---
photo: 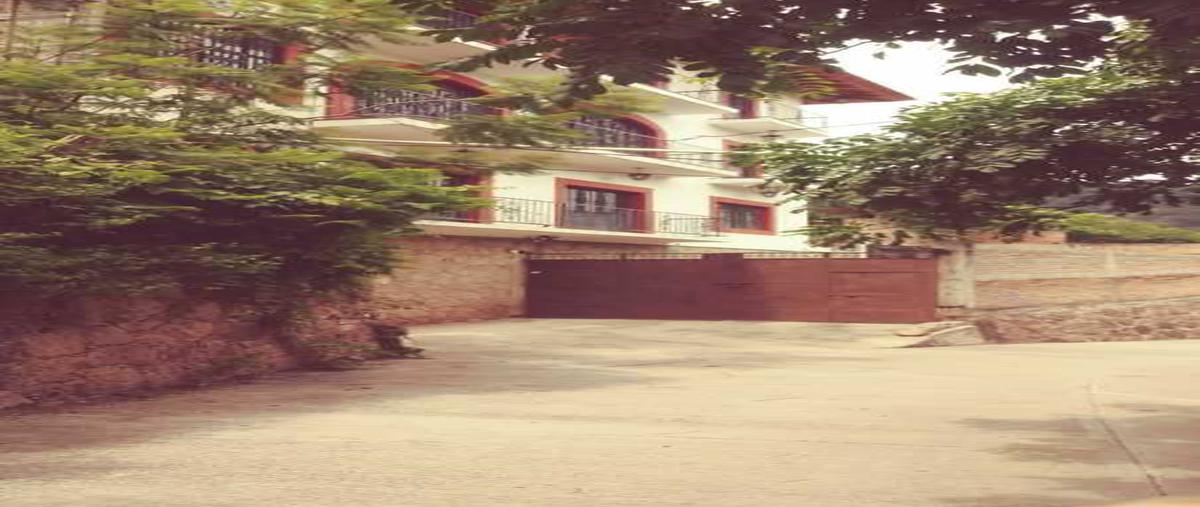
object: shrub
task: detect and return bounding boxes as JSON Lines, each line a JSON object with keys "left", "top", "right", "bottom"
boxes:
{"left": 1062, "top": 213, "right": 1200, "bottom": 243}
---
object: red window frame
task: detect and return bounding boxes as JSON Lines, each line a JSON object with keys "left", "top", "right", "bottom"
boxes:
{"left": 711, "top": 197, "right": 775, "bottom": 235}
{"left": 555, "top": 178, "right": 654, "bottom": 233}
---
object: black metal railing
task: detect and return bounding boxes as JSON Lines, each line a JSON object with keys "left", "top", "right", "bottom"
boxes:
{"left": 352, "top": 89, "right": 502, "bottom": 120}
{"left": 567, "top": 117, "right": 659, "bottom": 150}
{"left": 156, "top": 21, "right": 283, "bottom": 71}
{"left": 654, "top": 211, "right": 720, "bottom": 236}
{"left": 559, "top": 207, "right": 646, "bottom": 233}
{"left": 194, "top": 35, "right": 280, "bottom": 70}
{"left": 419, "top": 9, "right": 482, "bottom": 30}
{"left": 674, "top": 89, "right": 725, "bottom": 104}
{"left": 565, "top": 118, "right": 728, "bottom": 170}
{"left": 494, "top": 197, "right": 557, "bottom": 226}
{"left": 425, "top": 197, "right": 718, "bottom": 237}
{"left": 759, "top": 100, "right": 828, "bottom": 129}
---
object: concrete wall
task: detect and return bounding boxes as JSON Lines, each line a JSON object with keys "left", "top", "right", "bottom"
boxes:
{"left": 370, "top": 236, "right": 667, "bottom": 325}
{"left": 0, "top": 296, "right": 380, "bottom": 403}
{"left": 954, "top": 243, "right": 1200, "bottom": 343}
{"left": 972, "top": 243, "right": 1200, "bottom": 309}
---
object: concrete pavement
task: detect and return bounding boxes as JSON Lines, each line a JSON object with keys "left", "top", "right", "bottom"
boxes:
{"left": 2, "top": 319, "right": 1199, "bottom": 506}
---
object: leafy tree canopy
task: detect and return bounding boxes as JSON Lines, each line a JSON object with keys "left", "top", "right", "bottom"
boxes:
{"left": 398, "top": 0, "right": 1200, "bottom": 100}
{"left": 751, "top": 28, "right": 1200, "bottom": 247}
{"left": 0, "top": 0, "right": 483, "bottom": 306}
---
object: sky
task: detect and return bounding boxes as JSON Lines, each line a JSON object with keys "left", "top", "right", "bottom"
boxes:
{"left": 804, "top": 42, "right": 1017, "bottom": 137}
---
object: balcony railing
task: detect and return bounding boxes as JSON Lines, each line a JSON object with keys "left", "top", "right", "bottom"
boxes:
{"left": 754, "top": 100, "right": 829, "bottom": 129}
{"left": 427, "top": 197, "right": 718, "bottom": 237}
{"left": 352, "top": 89, "right": 502, "bottom": 120}
{"left": 342, "top": 91, "right": 731, "bottom": 171}
{"left": 564, "top": 118, "right": 727, "bottom": 170}
{"left": 674, "top": 89, "right": 726, "bottom": 105}
{"left": 678, "top": 91, "right": 831, "bottom": 130}
{"left": 419, "top": 9, "right": 481, "bottom": 30}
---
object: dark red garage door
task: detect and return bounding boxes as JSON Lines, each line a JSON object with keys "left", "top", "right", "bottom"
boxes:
{"left": 526, "top": 252, "right": 938, "bottom": 324}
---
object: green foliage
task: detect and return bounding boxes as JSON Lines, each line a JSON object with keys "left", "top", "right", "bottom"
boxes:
{"left": 397, "top": 0, "right": 1199, "bottom": 100}
{"left": 1061, "top": 214, "right": 1200, "bottom": 244}
{"left": 796, "top": 219, "right": 912, "bottom": 249}
{"left": 0, "top": 0, "right": 478, "bottom": 307}
{"left": 755, "top": 27, "right": 1200, "bottom": 247}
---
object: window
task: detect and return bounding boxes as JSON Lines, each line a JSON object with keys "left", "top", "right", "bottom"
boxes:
{"left": 160, "top": 25, "right": 284, "bottom": 70}
{"left": 556, "top": 179, "right": 652, "bottom": 233}
{"left": 568, "top": 187, "right": 621, "bottom": 213}
{"left": 563, "top": 187, "right": 641, "bottom": 232}
{"left": 195, "top": 35, "right": 281, "bottom": 70}
{"left": 713, "top": 198, "right": 773, "bottom": 234}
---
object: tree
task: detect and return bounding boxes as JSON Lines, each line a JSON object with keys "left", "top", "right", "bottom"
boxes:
{"left": 398, "top": 0, "right": 1200, "bottom": 100}
{"left": 0, "top": 0, "right": 480, "bottom": 308}
{"left": 750, "top": 28, "right": 1200, "bottom": 247}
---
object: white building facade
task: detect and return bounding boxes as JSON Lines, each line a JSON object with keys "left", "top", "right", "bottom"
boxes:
{"left": 302, "top": 8, "right": 911, "bottom": 253}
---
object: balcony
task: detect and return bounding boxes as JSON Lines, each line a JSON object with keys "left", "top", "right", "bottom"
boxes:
{"left": 419, "top": 8, "right": 482, "bottom": 30}
{"left": 700, "top": 95, "right": 830, "bottom": 136}
{"left": 315, "top": 92, "right": 737, "bottom": 177}
{"left": 420, "top": 197, "right": 721, "bottom": 244}
{"left": 622, "top": 83, "right": 740, "bottom": 115}
{"left": 359, "top": 8, "right": 497, "bottom": 64}
{"left": 352, "top": 88, "right": 502, "bottom": 121}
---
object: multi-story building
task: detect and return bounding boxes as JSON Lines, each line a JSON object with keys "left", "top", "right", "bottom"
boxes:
{"left": 5, "top": 2, "right": 913, "bottom": 323}
{"left": 297, "top": 8, "right": 912, "bottom": 254}
{"left": 307, "top": 10, "right": 912, "bottom": 322}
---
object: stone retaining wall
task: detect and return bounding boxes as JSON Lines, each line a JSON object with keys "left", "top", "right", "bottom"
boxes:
{"left": 0, "top": 295, "right": 380, "bottom": 404}
{"left": 0, "top": 236, "right": 670, "bottom": 404}
{"left": 973, "top": 297, "right": 1200, "bottom": 344}
{"left": 970, "top": 243, "right": 1200, "bottom": 310}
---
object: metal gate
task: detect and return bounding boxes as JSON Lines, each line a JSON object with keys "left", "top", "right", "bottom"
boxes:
{"left": 526, "top": 252, "right": 938, "bottom": 324}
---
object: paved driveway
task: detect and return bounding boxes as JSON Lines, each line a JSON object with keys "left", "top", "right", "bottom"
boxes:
{"left": 2, "top": 319, "right": 1200, "bottom": 506}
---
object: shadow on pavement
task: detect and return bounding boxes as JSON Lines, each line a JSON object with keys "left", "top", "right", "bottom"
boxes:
{"left": 0, "top": 319, "right": 879, "bottom": 455}
{"left": 942, "top": 403, "right": 1200, "bottom": 506}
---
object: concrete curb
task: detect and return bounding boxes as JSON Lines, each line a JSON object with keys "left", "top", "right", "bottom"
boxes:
{"left": 895, "top": 321, "right": 988, "bottom": 348}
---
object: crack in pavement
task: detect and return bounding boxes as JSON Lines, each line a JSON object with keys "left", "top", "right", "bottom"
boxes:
{"left": 1087, "top": 379, "right": 1169, "bottom": 497}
